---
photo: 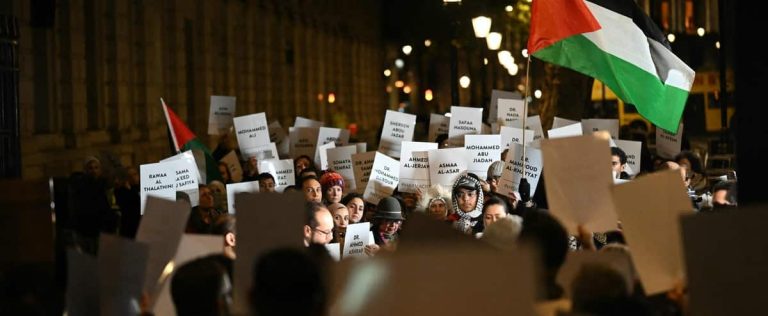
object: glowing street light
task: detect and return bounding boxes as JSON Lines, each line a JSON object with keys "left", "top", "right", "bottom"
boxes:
{"left": 403, "top": 85, "right": 412, "bottom": 94}
{"left": 459, "top": 76, "right": 471, "bottom": 88}
{"left": 486, "top": 32, "right": 502, "bottom": 50}
{"left": 498, "top": 50, "right": 514, "bottom": 67}
{"left": 507, "top": 63, "right": 519, "bottom": 76}
{"left": 402, "top": 45, "right": 413, "bottom": 55}
{"left": 667, "top": 33, "right": 676, "bottom": 43}
{"left": 471, "top": 16, "right": 492, "bottom": 38}
{"left": 395, "top": 58, "right": 404, "bottom": 68}
{"left": 328, "top": 93, "right": 336, "bottom": 104}
{"left": 534, "top": 89, "right": 542, "bottom": 99}
{"left": 697, "top": 27, "right": 706, "bottom": 37}
{"left": 521, "top": 48, "right": 529, "bottom": 58}
{"left": 383, "top": 69, "right": 391, "bottom": 77}
{"left": 505, "top": 5, "right": 514, "bottom": 12}
{"left": 424, "top": 39, "right": 432, "bottom": 47}
{"left": 425, "top": 89, "right": 434, "bottom": 101}
{"left": 395, "top": 80, "right": 405, "bottom": 88}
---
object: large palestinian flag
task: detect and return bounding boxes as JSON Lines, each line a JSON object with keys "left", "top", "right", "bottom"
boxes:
{"left": 161, "top": 98, "right": 222, "bottom": 183}
{"left": 528, "top": 0, "right": 695, "bottom": 133}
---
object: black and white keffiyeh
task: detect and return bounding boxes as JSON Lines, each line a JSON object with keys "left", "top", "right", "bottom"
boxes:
{"left": 451, "top": 174, "right": 484, "bottom": 234}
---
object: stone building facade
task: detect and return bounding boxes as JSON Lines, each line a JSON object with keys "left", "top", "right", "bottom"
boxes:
{"left": 15, "top": 0, "right": 384, "bottom": 179}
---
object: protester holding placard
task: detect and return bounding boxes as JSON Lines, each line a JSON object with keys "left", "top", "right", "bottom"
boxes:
{"left": 327, "top": 203, "right": 349, "bottom": 243}
{"left": 187, "top": 185, "right": 224, "bottom": 234}
{"left": 372, "top": 197, "right": 405, "bottom": 249}
{"left": 294, "top": 155, "right": 314, "bottom": 180}
{"left": 611, "top": 147, "right": 631, "bottom": 180}
{"left": 448, "top": 174, "right": 485, "bottom": 234}
{"left": 486, "top": 161, "right": 505, "bottom": 193}
{"left": 257, "top": 173, "right": 276, "bottom": 193}
{"left": 300, "top": 176, "right": 323, "bottom": 203}
{"left": 319, "top": 171, "right": 345, "bottom": 204}
{"left": 417, "top": 185, "right": 452, "bottom": 221}
{"left": 342, "top": 193, "right": 366, "bottom": 224}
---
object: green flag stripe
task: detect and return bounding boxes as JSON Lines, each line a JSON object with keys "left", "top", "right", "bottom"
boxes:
{"left": 533, "top": 34, "right": 689, "bottom": 132}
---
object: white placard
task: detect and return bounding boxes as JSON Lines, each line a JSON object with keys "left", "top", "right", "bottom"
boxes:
{"left": 552, "top": 117, "right": 578, "bottom": 129}
{"left": 152, "top": 234, "right": 224, "bottom": 316}
{"left": 428, "top": 147, "right": 469, "bottom": 190}
{"left": 448, "top": 106, "right": 483, "bottom": 146}
{"left": 290, "top": 127, "right": 320, "bottom": 160}
{"left": 342, "top": 222, "right": 372, "bottom": 258}
{"left": 497, "top": 143, "right": 543, "bottom": 199}
{"left": 207, "top": 96, "right": 236, "bottom": 135}
{"left": 233, "top": 113, "right": 270, "bottom": 152}
{"left": 614, "top": 139, "right": 642, "bottom": 176}
{"left": 548, "top": 122, "right": 584, "bottom": 139}
{"left": 428, "top": 113, "right": 450, "bottom": 143}
{"left": 582, "top": 119, "right": 620, "bottom": 139}
{"left": 612, "top": 170, "right": 692, "bottom": 295}
{"left": 541, "top": 135, "right": 618, "bottom": 234}
{"left": 242, "top": 142, "right": 278, "bottom": 162}
{"left": 226, "top": 181, "right": 259, "bottom": 214}
{"left": 219, "top": 151, "right": 243, "bottom": 183}
{"left": 399, "top": 141, "right": 438, "bottom": 193}
{"left": 315, "top": 142, "right": 336, "bottom": 170}
{"left": 136, "top": 197, "right": 191, "bottom": 307}
{"left": 465, "top": 135, "right": 502, "bottom": 178}
{"left": 497, "top": 98, "right": 525, "bottom": 127}
{"left": 317, "top": 127, "right": 350, "bottom": 147}
{"left": 293, "top": 116, "right": 324, "bottom": 128}
{"left": 489, "top": 89, "right": 522, "bottom": 124}
{"left": 352, "top": 151, "right": 376, "bottom": 194}
{"left": 161, "top": 151, "right": 203, "bottom": 185}
{"left": 500, "top": 126, "right": 535, "bottom": 149}
{"left": 326, "top": 145, "right": 358, "bottom": 192}
{"left": 140, "top": 159, "right": 199, "bottom": 214}
{"left": 363, "top": 152, "right": 400, "bottom": 204}
{"left": 258, "top": 159, "right": 295, "bottom": 192}
{"left": 268, "top": 121, "right": 290, "bottom": 158}
{"left": 525, "top": 115, "right": 545, "bottom": 141}
{"left": 656, "top": 123, "right": 683, "bottom": 159}
{"left": 324, "top": 243, "right": 341, "bottom": 262}
{"left": 379, "top": 110, "right": 416, "bottom": 158}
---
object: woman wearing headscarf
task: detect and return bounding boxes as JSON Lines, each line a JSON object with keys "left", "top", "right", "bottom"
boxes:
{"left": 447, "top": 174, "right": 484, "bottom": 234}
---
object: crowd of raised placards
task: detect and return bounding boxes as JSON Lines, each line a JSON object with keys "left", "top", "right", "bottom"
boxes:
{"left": 44, "top": 97, "right": 753, "bottom": 316}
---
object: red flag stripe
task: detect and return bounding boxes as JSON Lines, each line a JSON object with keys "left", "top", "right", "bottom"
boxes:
{"left": 527, "top": 0, "right": 601, "bottom": 54}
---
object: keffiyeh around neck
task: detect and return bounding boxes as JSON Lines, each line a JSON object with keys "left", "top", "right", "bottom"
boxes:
{"left": 451, "top": 174, "right": 484, "bottom": 233}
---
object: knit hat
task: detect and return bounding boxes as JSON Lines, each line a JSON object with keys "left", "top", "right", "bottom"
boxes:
{"left": 374, "top": 197, "right": 405, "bottom": 221}
{"left": 319, "top": 171, "right": 344, "bottom": 192}
{"left": 487, "top": 161, "right": 505, "bottom": 180}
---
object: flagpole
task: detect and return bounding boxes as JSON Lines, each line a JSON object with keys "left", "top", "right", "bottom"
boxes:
{"left": 521, "top": 56, "right": 532, "bottom": 180}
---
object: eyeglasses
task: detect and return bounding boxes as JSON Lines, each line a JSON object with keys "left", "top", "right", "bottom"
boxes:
{"left": 312, "top": 227, "right": 333, "bottom": 237}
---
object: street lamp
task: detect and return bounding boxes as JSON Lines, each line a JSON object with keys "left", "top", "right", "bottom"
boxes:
{"left": 459, "top": 76, "right": 471, "bottom": 88}
{"left": 402, "top": 45, "right": 413, "bottom": 55}
{"left": 486, "top": 32, "right": 502, "bottom": 50}
{"left": 472, "top": 16, "right": 492, "bottom": 38}
{"left": 498, "top": 50, "right": 513, "bottom": 67}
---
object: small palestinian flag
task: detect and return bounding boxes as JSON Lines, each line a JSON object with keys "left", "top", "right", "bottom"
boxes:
{"left": 528, "top": 0, "right": 695, "bottom": 133}
{"left": 161, "top": 98, "right": 222, "bottom": 183}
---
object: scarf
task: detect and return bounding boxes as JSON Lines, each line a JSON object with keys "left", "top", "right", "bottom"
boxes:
{"left": 451, "top": 175, "right": 484, "bottom": 234}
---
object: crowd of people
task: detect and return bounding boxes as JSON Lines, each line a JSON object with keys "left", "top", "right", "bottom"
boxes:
{"left": 29, "top": 114, "right": 739, "bottom": 316}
